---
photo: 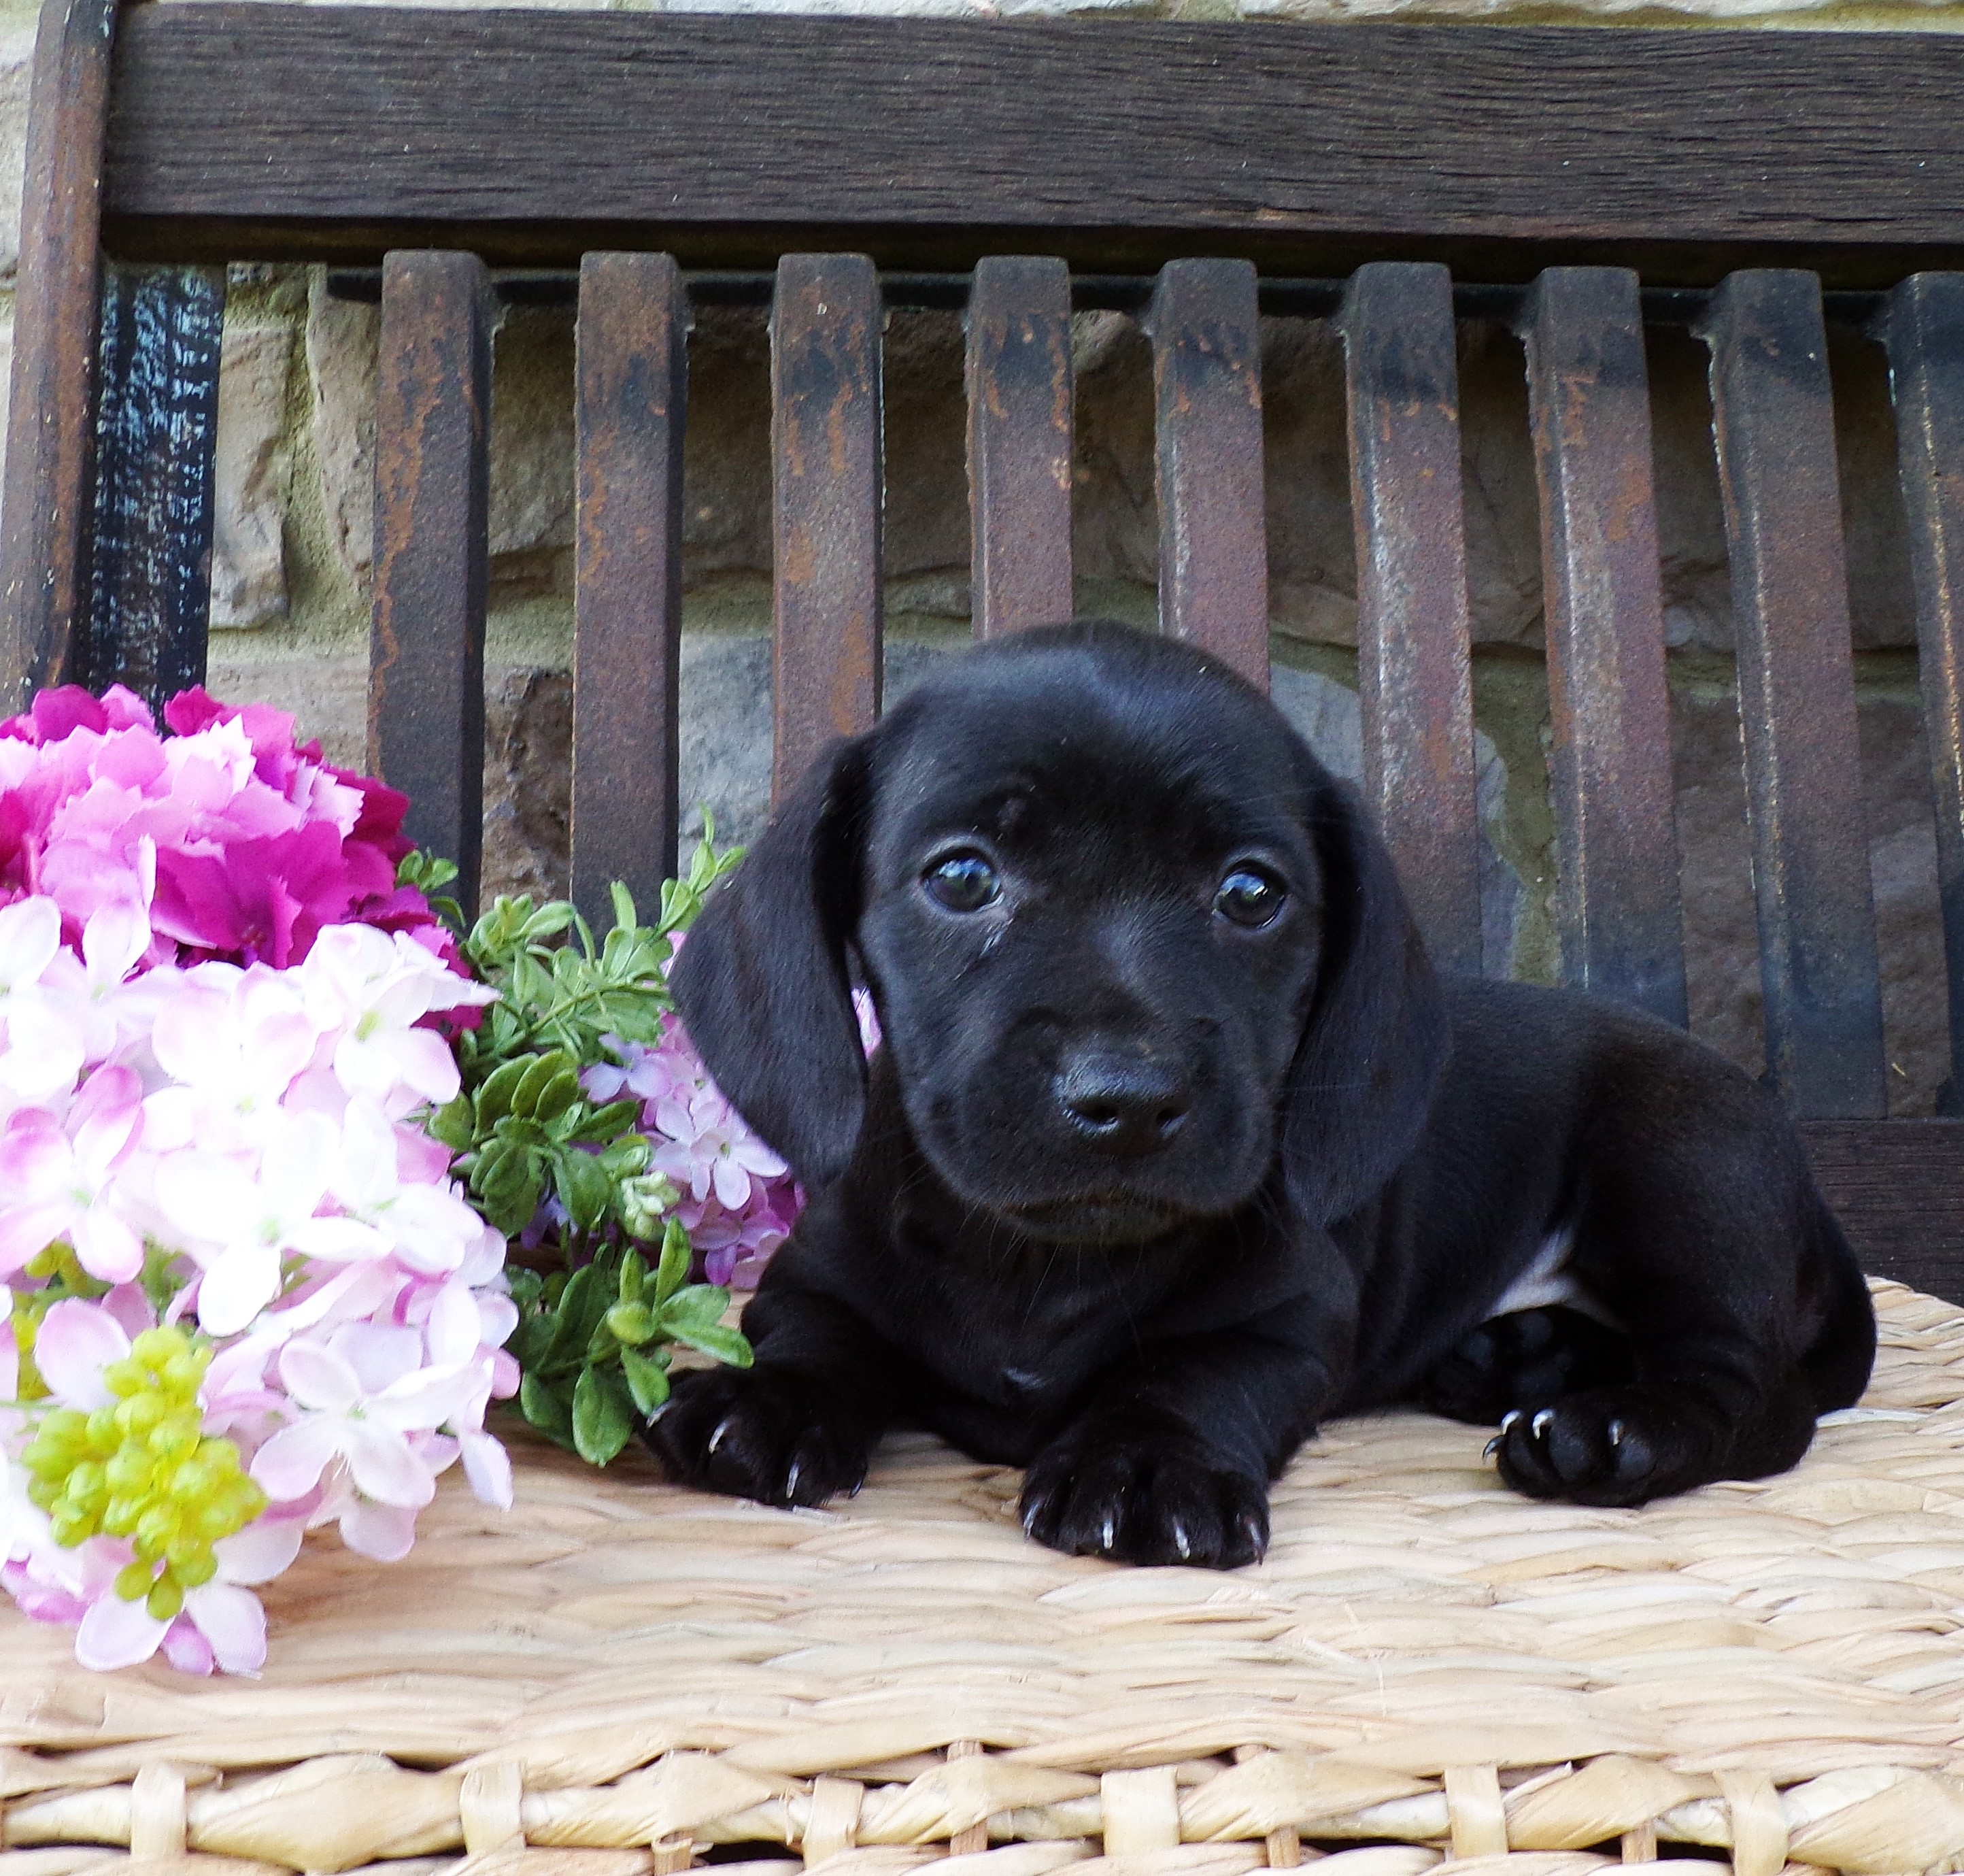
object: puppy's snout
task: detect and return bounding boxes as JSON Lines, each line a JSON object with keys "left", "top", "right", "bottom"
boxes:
{"left": 1054, "top": 1053, "right": 1191, "bottom": 1157}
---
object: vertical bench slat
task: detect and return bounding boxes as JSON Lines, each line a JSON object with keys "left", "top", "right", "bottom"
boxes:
{"left": 86, "top": 262, "right": 225, "bottom": 711}
{"left": 966, "top": 256, "right": 1074, "bottom": 641}
{"left": 1882, "top": 273, "right": 1964, "bottom": 1113}
{"left": 369, "top": 250, "right": 494, "bottom": 915}
{"left": 0, "top": 0, "right": 118, "bottom": 707}
{"left": 573, "top": 251, "right": 690, "bottom": 927}
{"left": 771, "top": 254, "right": 883, "bottom": 803}
{"left": 1337, "top": 261, "right": 1482, "bottom": 975}
{"left": 1696, "top": 269, "right": 1885, "bottom": 1118}
{"left": 1141, "top": 258, "right": 1269, "bottom": 691}
{"left": 1521, "top": 267, "right": 1688, "bottom": 1026}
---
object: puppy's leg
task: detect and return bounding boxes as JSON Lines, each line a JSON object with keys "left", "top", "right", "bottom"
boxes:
{"left": 1422, "top": 1306, "right": 1633, "bottom": 1425}
{"left": 1019, "top": 1329, "right": 1330, "bottom": 1569}
{"left": 645, "top": 1286, "right": 918, "bottom": 1509}
{"left": 1489, "top": 1087, "right": 1870, "bottom": 1509}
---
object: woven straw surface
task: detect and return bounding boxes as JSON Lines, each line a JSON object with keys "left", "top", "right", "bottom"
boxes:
{"left": 7, "top": 1281, "right": 1964, "bottom": 1876}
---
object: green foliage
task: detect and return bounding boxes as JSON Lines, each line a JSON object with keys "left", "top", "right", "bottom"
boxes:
{"left": 401, "top": 828, "right": 754, "bottom": 1465}
{"left": 504, "top": 1220, "right": 750, "bottom": 1466}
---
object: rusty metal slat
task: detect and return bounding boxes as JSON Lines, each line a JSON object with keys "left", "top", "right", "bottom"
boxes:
{"left": 1141, "top": 258, "right": 1268, "bottom": 690}
{"left": 1882, "top": 272, "right": 1964, "bottom": 1113}
{"left": 771, "top": 253, "right": 882, "bottom": 803}
{"left": 1337, "top": 261, "right": 1482, "bottom": 975}
{"left": 966, "top": 255, "right": 1074, "bottom": 641}
{"left": 86, "top": 262, "right": 226, "bottom": 711}
{"left": 0, "top": 0, "right": 118, "bottom": 707}
{"left": 1521, "top": 267, "right": 1687, "bottom": 1026}
{"left": 573, "top": 251, "right": 690, "bottom": 930}
{"left": 1696, "top": 269, "right": 1884, "bottom": 1119}
{"left": 370, "top": 250, "right": 494, "bottom": 916}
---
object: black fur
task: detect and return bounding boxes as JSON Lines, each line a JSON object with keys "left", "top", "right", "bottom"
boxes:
{"left": 654, "top": 622, "right": 1875, "bottom": 1565}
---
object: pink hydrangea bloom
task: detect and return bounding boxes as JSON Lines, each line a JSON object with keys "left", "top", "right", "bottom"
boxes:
{"left": 0, "top": 684, "right": 452, "bottom": 971}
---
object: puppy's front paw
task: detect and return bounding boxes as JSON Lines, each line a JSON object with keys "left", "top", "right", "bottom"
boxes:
{"left": 644, "top": 1366, "right": 872, "bottom": 1508}
{"left": 1490, "top": 1386, "right": 1712, "bottom": 1507}
{"left": 1019, "top": 1428, "right": 1268, "bottom": 1568}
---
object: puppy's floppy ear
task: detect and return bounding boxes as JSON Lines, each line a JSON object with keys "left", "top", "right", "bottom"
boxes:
{"left": 669, "top": 736, "right": 870, "bottom": 1189}
{"left": 1281, "top": 771, "right": 1450, "bottom": 1224}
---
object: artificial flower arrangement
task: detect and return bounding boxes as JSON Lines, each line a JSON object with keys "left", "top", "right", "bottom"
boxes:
{"left": 0, "top": 684, "right": 798, "bottom": 1675}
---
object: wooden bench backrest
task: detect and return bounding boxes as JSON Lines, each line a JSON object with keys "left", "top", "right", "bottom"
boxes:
{"left": 7, "top": 0, "right": 1964, "bottom": 1288}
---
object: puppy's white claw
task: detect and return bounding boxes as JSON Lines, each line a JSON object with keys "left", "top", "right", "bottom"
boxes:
{"left": 645, "top": 1399, "right": 675, "bottom": 1425}
{"left": 1499, "top": 1409, "right": 1522, "bottom": 1435}
{"left": 1170, "top": 1520, "right": 1192, "bottom": 1562}
{"left": 707, "top": 1415, "right": 736, "bottom": 1456}
{"left": 1607, "top": 1418, "right": 1626, "bottom": 1449}
{"left": 1530, "top": 1408, "right": 1556, "bottom": 1441}
{"left": 1021, "top": 1501, "right": 1042, "bottom": 1537}
{"left": 783, "top": 1458, "right": 803, "bottom": 1501}
{"left": 1238, "top": 1513, "right": 1267, "bottom": 1559}
{"left": 1483, "top": 1433, "right": 1503, "bottom": 1460}
{"left": 1099, "top": 1514, "right": 1117, "bottom": 1553}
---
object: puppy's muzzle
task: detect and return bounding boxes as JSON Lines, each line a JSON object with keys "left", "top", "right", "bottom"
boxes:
{"left": 1053, "top": 1051, "right": 1191, "bottom": 1160}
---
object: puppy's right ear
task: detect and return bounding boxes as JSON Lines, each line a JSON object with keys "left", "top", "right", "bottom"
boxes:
{"left": 669, "top": 737, "right": 870, "bottom": 1189}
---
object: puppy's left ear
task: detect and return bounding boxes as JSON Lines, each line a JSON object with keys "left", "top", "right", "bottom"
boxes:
{"left": 669, "top": 737, "right": 871, "bottom": 1189}
{"left": 1281, "top": 771, "right": 1451, "bottom": 1224}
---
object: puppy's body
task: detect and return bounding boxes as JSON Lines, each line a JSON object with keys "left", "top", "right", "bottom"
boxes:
{"left": 654, "top": 624, "right": 1874, "bottom": 1564}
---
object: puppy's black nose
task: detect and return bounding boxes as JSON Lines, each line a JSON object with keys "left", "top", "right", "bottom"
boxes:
{"left": 1055, "top": 1054, "right": 1190, "bottom": 1156}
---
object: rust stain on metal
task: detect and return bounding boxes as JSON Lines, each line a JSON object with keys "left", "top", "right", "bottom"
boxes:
{"left": 966, "top": 256, "right": 1074, "bottom": 641}
{"left": 1141, "top": 258, "right": 1268, "bottom": 692}
{"left": 1696, "top": 269, "right": 1883, "bottom": 1117}
{"left": 1520, "top": 267, "right": 1687, "bottom": 1027}
{"left": 1337, "top": 261, "right": 1480, "bottom": 975}
{"left": 772, "top": 254, "right": 881, "bottom": 804}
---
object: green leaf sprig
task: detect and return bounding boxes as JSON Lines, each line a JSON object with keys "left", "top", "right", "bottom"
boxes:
{"left": 403, "top": 828, "right": 753, "bottom": 1464}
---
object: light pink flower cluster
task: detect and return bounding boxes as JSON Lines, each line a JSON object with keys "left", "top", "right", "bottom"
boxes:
{"left": 0, "top": 684, "right": 452, "bottom": 971}
{"left": 584, "top": 1019, "right": 799, "bottom": 1289}
{"left": 583, "top": 990, "right": 879, "bottom": 1289}
{"left": 0, "top": 896, "right": 513, "bottom": 1675}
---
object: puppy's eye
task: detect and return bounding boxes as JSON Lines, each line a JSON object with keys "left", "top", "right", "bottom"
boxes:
{"left": 923, "top": 851, "right": 1001, "bottom": 913}
{"left": 1214, "top": 866, "right": 1286, "bottom": 929}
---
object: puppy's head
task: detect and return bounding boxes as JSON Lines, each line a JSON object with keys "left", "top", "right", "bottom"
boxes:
{"left": 671, "top": 622, "right": 1446, "bottom": 1241}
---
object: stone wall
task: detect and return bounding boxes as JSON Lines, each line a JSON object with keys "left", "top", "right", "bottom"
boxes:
{"left": 1, "top": 0, "right": 1959, "bottom": 1109}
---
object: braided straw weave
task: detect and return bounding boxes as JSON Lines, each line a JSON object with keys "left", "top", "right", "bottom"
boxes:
{"left": 10, "top": 1281, "right": 1964, "bottom": 1876}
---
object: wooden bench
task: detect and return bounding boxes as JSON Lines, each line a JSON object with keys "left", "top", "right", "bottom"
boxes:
{"left": 6, "top": 0, "right": 1963, "bottom": 1292}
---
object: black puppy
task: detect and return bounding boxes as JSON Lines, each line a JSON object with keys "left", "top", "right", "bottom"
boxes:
{"left": 652, "top": 621, "right": 1874, "bottom": 1567}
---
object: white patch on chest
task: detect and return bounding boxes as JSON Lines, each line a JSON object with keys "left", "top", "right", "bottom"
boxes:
{"left": 1487, "top": 1227, "right": 1622, "bottom": 1328}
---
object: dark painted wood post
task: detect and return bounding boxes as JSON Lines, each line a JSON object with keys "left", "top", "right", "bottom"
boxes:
{"left": 369, "top": 250, "right": 495, "bottom": 915}
{"left": 966, "top": 256, "right": 1074, "bottom": 641}
{"left": 1337, "top": 263, "right": 1483, "bottom": 977}
{"left": 0, "top": 0, "right": 119, "bottom": 709}
{"left": 1520, "top": 268, "right": 1687, "bottom": 1026}
{"left": 572, "top": 252, "right": 690, "bottom": 927}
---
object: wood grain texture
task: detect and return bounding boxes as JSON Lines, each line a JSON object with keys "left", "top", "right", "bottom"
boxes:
{"left": 86, "top": 263, "right": 225, "bottom": 711}
{"left": 573, "top": 253, "right": 689, "bottom": 928}
{"left": 1338, "top": 263, "right": 1482, "bottom": 977}
{"left": 771, "top": 255, "right": 882, "bottom": 805}
{"left": 101, "top": 10, "right": 1964, "bottom": 282}
{"left": 1802, "top": 1120, "right": 1964, "bottom": 1303}
{"left": 369, "top": 251, "right": 493, "bottom": 915}
{"left": 0, "top": 0, "right": 117, "bottom": 709}
{"left": 1521, "top": 269, "right": 1687, "bottom": 1028}
{"left": 1699, "top": 271, "right": 1885, "bottom": 1120}
{"left": 1882, "top": 273, "right": 1964, "bottom": 1116}
{"left": 966, "top": 257, "right": 1074, "bottom": 642}
{"left": 1142, "top": 260, "right": 1270, "bottom": 690}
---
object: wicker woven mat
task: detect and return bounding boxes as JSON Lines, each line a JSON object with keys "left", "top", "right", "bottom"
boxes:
{"left": 6, "top": 1281, "right": 1964, "bottom": 1876}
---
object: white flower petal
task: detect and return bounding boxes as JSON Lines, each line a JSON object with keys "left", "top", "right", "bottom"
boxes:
{"left": 75, "top": 1589, "right": 169, "bottom": 1671}
{"left": 277, "top": 1339, "right": 364, "bottom": 1415}
{"left": 460, "top": 1433, "right": 513, "bottom": 1510}
{"left": 338, "top": 1496, "right": 418, "bottom": 1562}
{"left": 213, "top": 1514, "right": 306, "bottom": 1587}
{"left": 193, "top": 1241, "right": 282, "bottom": 1337}
{"left": 181, "top": 1580, "right": 267, "bottom": 1674}
{"left": 341, "top": 1422, "right": 435, "bottom": 1509}
{"left": 250, "top": 1413, "right": 345, "bottom": 1503}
